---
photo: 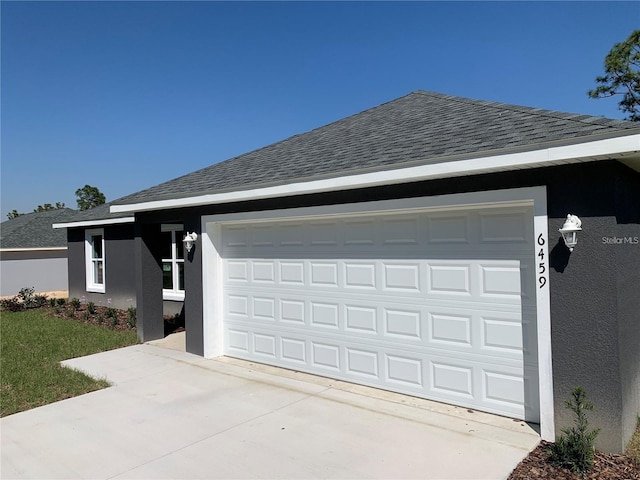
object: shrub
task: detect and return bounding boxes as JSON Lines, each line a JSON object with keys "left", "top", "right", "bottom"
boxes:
{"left": 548, "top": 386, "right": 600, "bottom": 475}
{"left": 70, "top": 298, "right": 81, "bottom": 310}
{"left": 66, "top": 308, "right": 75, "bottom": 318}
{"left": 17, "top": 287, "right": 36, "bottom": 307}
{"left": 109, "top": 315, "right": 118, "bottom": 327}
{"left": 82, "top": 311, "right": 90, "bottom": 320}
{"left": 87, "top": 302, "right": 96, "bottom": 314}
{"left": 96, "top": 314, "right": 104, "bottom": 324}
{"left": 106, "top": 307, "right": 117, "bottom": 320}
{"left": 126, "top": 307, "right": 136, "bottom": 329}
{"left": 32, "top": 294, "right": 48, "bottom": 308}
{"left": 56, "top": 298, "right": 66, "bottom": 306}
{"left": 48, "top": 298, "right": 57, "bottom": 307}
{"left": 53, "top": 306, "right": 61, "bottom": 315}
{"left": 0, "top": 296, "right": 24, "bottom": 312}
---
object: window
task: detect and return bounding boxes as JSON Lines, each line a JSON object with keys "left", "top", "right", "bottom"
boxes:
{"left": 85, "top": 228, "right": 105, "bottom": 293}
{"left": 161, "top": 225, "right": 185, "bottom": 300}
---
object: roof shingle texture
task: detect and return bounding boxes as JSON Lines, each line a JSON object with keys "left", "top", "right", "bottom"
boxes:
{"left": 110, "top": 91, "right": 638, "bottom": 206}
{"left": 56, "top": 202, "right": 131, "bottom": 224}
{"left": 0, "top": 209, "right": 76, "bottom": 249}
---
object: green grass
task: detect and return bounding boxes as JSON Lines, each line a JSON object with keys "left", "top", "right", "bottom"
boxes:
{"left": 0, "top": 309, "right": 138, "bottom": 417}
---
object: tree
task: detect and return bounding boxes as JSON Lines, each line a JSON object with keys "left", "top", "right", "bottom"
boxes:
{"left": 588, "top": 30, "right": 640, "bottom": 122}
{"left": 7, "top": 210, "right": 24, "bottom": 220}
{"left": 75, "top": 185, "right": 106, "bottom": 211}
{"left": 33, "top": 202, "right": 66, "bottom": 212}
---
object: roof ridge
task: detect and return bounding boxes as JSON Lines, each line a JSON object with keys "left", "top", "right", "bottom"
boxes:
{"left": 414, "top": 90, "right": 633, "bottom": 128}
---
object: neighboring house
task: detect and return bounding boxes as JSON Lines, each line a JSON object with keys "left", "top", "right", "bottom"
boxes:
{"left": 0, "top": 208, "right": 76, "bottom": 297}
{"left": 54, "top": 91, "right": 640, "bottom": 453}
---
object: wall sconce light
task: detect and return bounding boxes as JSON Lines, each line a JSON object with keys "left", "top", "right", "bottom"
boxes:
{"left": 559, "top": 214, "right": 582, "bottom": 252}
{"left": 183, "top": 232, "right": 198, "bottom": 253}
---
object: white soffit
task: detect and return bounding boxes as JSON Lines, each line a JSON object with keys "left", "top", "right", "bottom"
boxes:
{"left": 52, "top": 217, "right": 135, "bottom": 229}
{"left": 111, "top": 133, "right": 640, "bottom": 214}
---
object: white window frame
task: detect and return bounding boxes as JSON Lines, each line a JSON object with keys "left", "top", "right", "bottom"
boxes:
{"left": 162, "top": 224, "right": 185, "bottom": 301}
{"left": 85, "top": 228, "right": 105, "bottom": 293}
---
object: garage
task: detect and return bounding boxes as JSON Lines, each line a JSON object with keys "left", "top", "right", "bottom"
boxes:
{"left": 203, "top": 193, "right": 541, "bottom": 422}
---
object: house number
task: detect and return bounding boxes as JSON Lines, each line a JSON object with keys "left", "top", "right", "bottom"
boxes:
{"left": 537, "top": 233, "right": 547, "bottom": 288}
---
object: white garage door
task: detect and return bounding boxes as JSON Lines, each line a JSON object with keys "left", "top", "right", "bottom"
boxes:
{"left": 218, "top": 205, "right": 539, "bottom": 421}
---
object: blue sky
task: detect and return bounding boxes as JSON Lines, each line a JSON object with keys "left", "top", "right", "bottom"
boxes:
{"left": 2, "top": 1, "right": 638, "bottom": 218}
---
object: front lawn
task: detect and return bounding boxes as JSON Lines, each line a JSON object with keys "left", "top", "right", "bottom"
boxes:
{"left": 0, "top": 309, "right": 138, "bottom": 417}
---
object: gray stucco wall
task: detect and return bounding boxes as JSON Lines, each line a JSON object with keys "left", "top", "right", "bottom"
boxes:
{"left": 0, "top": 250, "right": 68, "bottom": 296}
{"left": 132, "top": 159, "right": 638, "bottom": 453}
{"left": 68, "top": 225, "right": 137, "bottom": 310}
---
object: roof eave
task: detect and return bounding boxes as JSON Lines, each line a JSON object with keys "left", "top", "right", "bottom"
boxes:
{"left": 111, "top": 133, "right": 640, "bottom": 215}
{"left": 0, "top": 247, "right": 68, "bottom": 252}
{"left": 52, "top": 216, "right": 135, "bottom": 229}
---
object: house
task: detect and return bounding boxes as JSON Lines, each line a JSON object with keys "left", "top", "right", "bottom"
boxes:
{"left": 0, "top": 208, "right": 76, "bottom": 297}
{"left": 54, "top": 91, "right": 640, "bottom": 453}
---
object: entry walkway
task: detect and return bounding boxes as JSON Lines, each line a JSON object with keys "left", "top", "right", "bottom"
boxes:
{"left": 1, "top": 344, "right": 539, "bottom": 479}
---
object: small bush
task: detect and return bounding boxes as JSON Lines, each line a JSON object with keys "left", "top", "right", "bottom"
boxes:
{"left": 32, "top": 294, "right": 48, "bottom": 308}
{"left": 548, "top": 386, "right": 600, "bottom": 475}
{"left": 56, "top": 298, "right": 66, "bottom": 306}
{"left": 70, "top": 298, "right": 81, "bottom": 310}
{"left": 0, "top": 297, "right": 24, "bottom": 312}
{"left": 17, "top": 287, "right": 36, "bottom": 307}
{"left": 106, "top": 307, "right": 117, "bottom": 319}
{"left": 109, "top": 315, "right": 118, "bottom": 327}
{"left": 96, "top": 315, "right": 104, "bottom": 324}
{"left": 87, "top": 302, "right": 96, "bottom": 314}
{"left": 82, "top": 311, "right": 90, "bottom": 321}
{"left": 66, "top": 308, "right": 75, "bottom": 318}
{"left": 48, "top": 298, "right": 56, "bottom": 307}
{"left": 53, "top": 306, "right": 61, "bottom": 315}
{"left": 126, "top": 307, "right": 137, "bottom": 329}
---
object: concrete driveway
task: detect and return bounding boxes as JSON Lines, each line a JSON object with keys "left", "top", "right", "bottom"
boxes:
{"left": 1, "top": 342, "right": 539, "bottom": 479}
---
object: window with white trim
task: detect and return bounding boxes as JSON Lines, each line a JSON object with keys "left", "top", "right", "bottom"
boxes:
{"left": 85, "top": 228, "right": 105, "bottom": 293}
{"left": 161, "top": 225, "right": 185, "bottom": 301}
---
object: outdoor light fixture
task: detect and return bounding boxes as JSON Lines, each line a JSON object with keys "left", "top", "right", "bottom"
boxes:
{"left": 559, "top": 214, "right": 582, "bottom": 252}
{"left": 183, "top": 232, "right": 198, "bottom": 253}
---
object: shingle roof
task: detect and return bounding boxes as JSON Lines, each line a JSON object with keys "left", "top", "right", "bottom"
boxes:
{"left": 113, "top": 91, "right": 638, "bottom": 207}
{"left": 0, "top": 209, "right": 77, "bottom": 249}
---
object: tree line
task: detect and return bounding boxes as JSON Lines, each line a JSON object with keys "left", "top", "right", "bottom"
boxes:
{"left": 6, "top": 185, "right": 106, "bottom": 220}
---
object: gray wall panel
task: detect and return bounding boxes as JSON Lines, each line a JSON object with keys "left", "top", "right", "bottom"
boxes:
{"left": 183, "top": 215, "right": 203, "bottom": 356}
{"left": 0, "top": 252, "right": 68, "bottom": 296}
{"left": 135, "top": 222, "right": 164, "bottom": 342}
{"left": 67, "top": 225, "right": 136, "bottom": 309}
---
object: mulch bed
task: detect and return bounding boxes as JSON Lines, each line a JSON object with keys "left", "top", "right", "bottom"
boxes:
{"left": 47, "top": 304, "right": 136, "bottom": 331}
{"left": 508, "top": 441, "right": 640, "bottom": 480}
{"left": 46, "top": 303, "right": 185, "bottom": 336}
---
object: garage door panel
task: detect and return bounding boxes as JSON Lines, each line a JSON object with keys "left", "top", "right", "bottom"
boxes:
{"left": 222, "top": 323, "right": 527, "bottom": 418}
{"left": 218, "top": 205, "right": 538, "bottom": 421}
{"left": 223, "top": 290, "right": 524, "bottom": 362}
{"left": 229, "top": 258, "right": 525, "bottom": 308}
{"left": 427, "top": 214, "right": 470, "bottom": 244}
{"left": 223, "top": 319, "right": 524, "bottom": 368}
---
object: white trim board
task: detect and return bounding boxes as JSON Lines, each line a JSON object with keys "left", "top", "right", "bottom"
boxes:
{"left": 200, "top": 186, "right": 554, "bottom": 442}
{"left": 115, "top": 134, "right": 639, "bottom": 214}
{"left": 0, "top": 247, "right": 68, "bottom": 253}
{"left": 53, "top": 217, "right": 135, "bottom": 229}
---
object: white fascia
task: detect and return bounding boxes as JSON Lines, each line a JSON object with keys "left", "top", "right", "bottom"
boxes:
{"left": 111, "top": 134, "right": 640, "bottom": 214}
{"left": 0, "top": 247, "right": 68, "bottom": 253}
{"left": 53, "top": 217, "right": 135, "bottom": 229}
